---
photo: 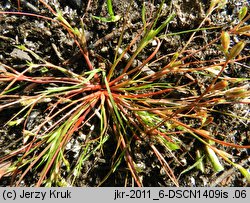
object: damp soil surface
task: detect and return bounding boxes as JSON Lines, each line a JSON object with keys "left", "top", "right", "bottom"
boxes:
{"left": 0, "top": 0, "right": 250, "bottom": 186}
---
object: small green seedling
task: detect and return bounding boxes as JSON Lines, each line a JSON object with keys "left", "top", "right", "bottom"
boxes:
{"left": 92, "top": 0, "right": 120, "bottom": 22}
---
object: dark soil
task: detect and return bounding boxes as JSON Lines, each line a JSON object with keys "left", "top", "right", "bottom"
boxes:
{"left": 0, "top": 0, "right": 250, "bottom": 186}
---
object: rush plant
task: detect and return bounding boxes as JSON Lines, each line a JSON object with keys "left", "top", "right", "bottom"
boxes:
{"left": 0, "top": 0, "right": 249, "bottom": 186}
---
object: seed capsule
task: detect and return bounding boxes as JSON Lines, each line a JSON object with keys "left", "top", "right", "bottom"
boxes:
{"left": 236, "top": 25, "right": 250, "bottom": 33}
{"left": 221, "top": 31, "right": 230, "bottom": 54}
{"left": 225, "top": 86, "right": 248, "bottom": 98}
{"left": 212, "top": 80, "right": 228, "bottom": 91}
{"left": 238, "top": 6, "right": 248, "bottom": 21}
{"left": 228, "top": 41, "right": 245, "bottom": 60}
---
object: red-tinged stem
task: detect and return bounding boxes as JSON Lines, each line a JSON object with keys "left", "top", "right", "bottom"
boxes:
{"left": 152, "top": 129, "right": 174, "bottom": 143}
{"left": 0, "top": 11, "right": 55, "bottom": 22}
{"left": 17, "top": 0, "right": 21, "bottom": 11}
{"left": 38, "top": 0, "right": 57, "bottom": 15}
{"left": 118, "top": 88, "right": 174, "bottom": 99}
{"left": 151, "top": 109, "right": 250, "bottom": 149}
{"left": 190, "top": 60, "right": 230, "bottom": 108}
{"left": 0, "top": 141, "right": 33, "bottom": 163}
{"left": 109, "top": 38, "right": 161, "bottom": 87}
{"left": 121, "top": 137, "right": 142, "bottom": 187}
{"left": 20, "top": 77, "right": 82, "bottom": 84}
{"left": 105, "top": 88, "right": 173, "bottom": 101}
{"left": 106, "top": 28, "right": 144, "bottom": 82}
{"left": 0, "top": 11, "right": 95, "bottom": 76}
{"left": 125, "top": 38, "right": 161, "bottom": 74}
{"left": 70, "top": 100, "right": 99, "bottom": 135}
{"left": 72, "top": 37, "right": 94, "bottom": 72}
{"left": 146, "top": 37, "right": 221, "bottom": 82}
{"left": 36, "top": 98, "right": 99, "bottom": 186}
{"left": 38, "top": 93, "right": 102, "bottom": 137}
{"left": 15, "top": 143, "right": 53, "bottom": 186}
{"left": 0, "top": 63, "right": 21, "bottom": 75}
{"left": 150, "top": 144, "right": 179, "bottom": 186}
{"left": 116, "top": 102, "right": 144, "bottom": 141}
{"left": 138, "top": 54, "right": 250, "bottom": 83}
{"left": 10, "top": 138, "right": 47, "bottom": 186}
{"left": 44, "top": 90, "right": 87, "bottom": 117}
{"left": 112, "top": 123, "right": 142, "bottom": 187}
{"left": 35, "top": 98, "right": 86, "bottom": 135}
{"left": 173, "top": 118, "right": 250, "bottom": 149}
{"left": 28, "top": 76, "right": 82, "bottom": 84}
{"left": 132, "top": 110, "right": 174, "bottom": 144}
{"left": 78, "top": 104, "right": 102, "bottom": 130}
